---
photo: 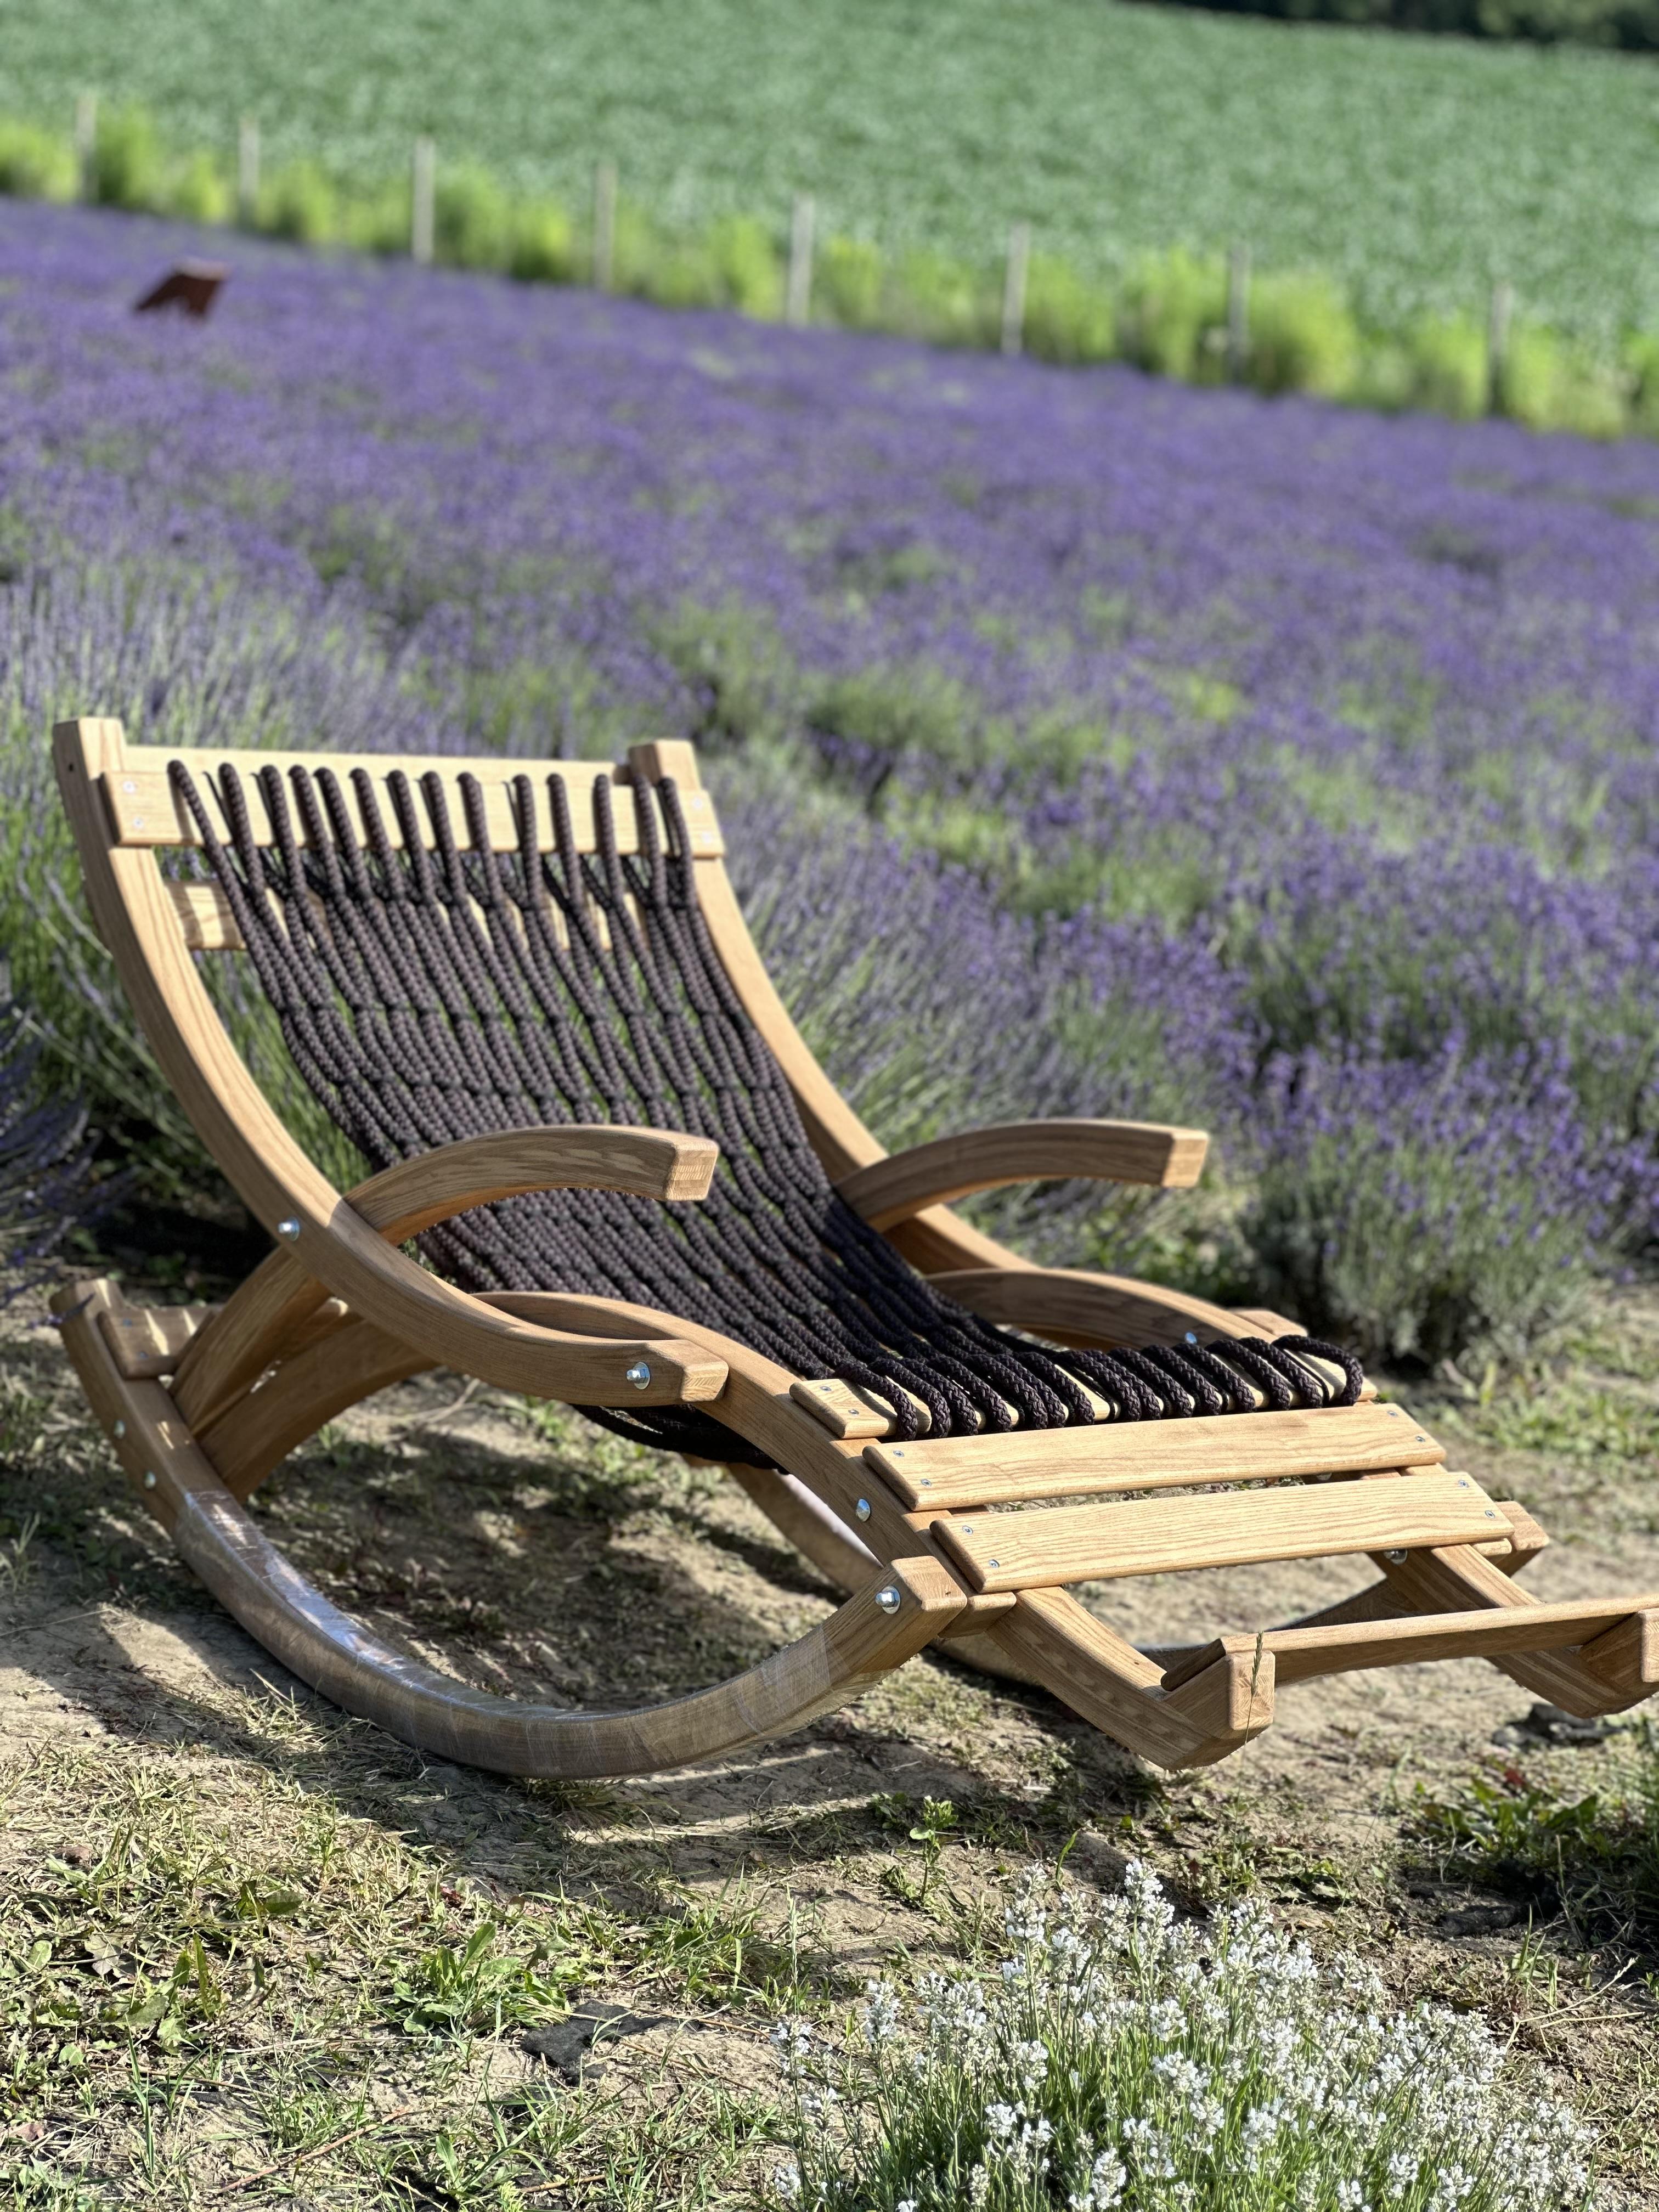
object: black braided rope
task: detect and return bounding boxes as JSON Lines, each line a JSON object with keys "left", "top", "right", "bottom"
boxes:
{"left": 170, "top": 759, "right": 1362, "bottom": 1464}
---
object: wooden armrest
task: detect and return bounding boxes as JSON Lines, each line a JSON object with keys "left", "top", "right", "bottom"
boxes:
{"left": 344, "top": 1125, "right": 719, "bottom": 1240}
{"left": 834, "top": 1118, "right": 1208, "bottom": 1231}
{"left": 925, "top": 1266, "right": 1268, "bottom": 1348}
{"left": 172, "top": 1126, "right": 726, "bottom": 1429}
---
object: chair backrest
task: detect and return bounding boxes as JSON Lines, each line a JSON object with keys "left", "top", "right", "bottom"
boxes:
{"left": 59, "top": 720, "right": 1011, "bottom": 1277}
{"left": 54, "top": 719, "right": 1356, "bottom": 1457}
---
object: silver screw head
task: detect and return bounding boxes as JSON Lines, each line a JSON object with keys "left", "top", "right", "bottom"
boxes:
{"left": 958, "top": 1523, "right": 973, "bottom": 1534}
{"left": 276, "top": 1217, "right": 301, "bottom": 1242}
{"left": 625, "top": 1361, "right": 652, "bottom": 1390}
{"left": 1384, "top": 1548, "right": 1407, "bottom": 1564}
{"left": 855, "top": 1498, "right": 872, "bottom": 1521}
{"left": 112, "top": 1419, "right": 126, "bottom": 1438}
{"left": 874, "top": 1585, "right": 901, "bottom": 1614}
{"left": 143, "top": 1470, "right": 157, "bottom": 1490}
{"left": 988, "top": 1558, "right": 1001, "bottom": 1570}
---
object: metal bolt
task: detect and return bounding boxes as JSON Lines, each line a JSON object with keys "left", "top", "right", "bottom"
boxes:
{"left": 276, "top": 1217, "right": 301, "bottom": 1241}
{"left": 1415, "top": 1434, "right": 1426, "bottom": 1443}
{"left": 143, "top": 1470, "right": 157, "bottom": 1490}
{"left": 918, "top": 1477, "right": 932, "bottom": 1488}
{"left": 855, "top": 1498, "right": 872, "bottom": 1521}
{"left": 958, "top": 1524, "right": 974, "bottom": 1535}
{"left": 122, "top": 778, "right": 136, "bottom": 793}
{"left": 625, "top": 1361, "right": 652, "bottom": 1390}
{"left": 874, "top": 1585, "right": 901, "bottom": 1614}
{"left": 112, "top": 1419, "right": 126, "bottom": 1438}
{"left": 1386, "top": 1408, "right": 1400, "bottom": 1418}
{"left": 988, "top": 1558, "right": 1001, "bottom": 1570}
{"left": 131, "top": 815, "right": 145, "bottom": 828}
{"left": 891, "top": 1449, "right": 905, "bottom": 1457}
{"left": 1484, "top": 1510, "right": 1497, "bottom": 1520}
{"left": 1384, "top": 1549, "right": 1407, "bottom": 1564}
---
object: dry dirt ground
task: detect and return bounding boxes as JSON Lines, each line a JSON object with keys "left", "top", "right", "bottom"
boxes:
{"left": 3, "top": 1277, "right": 1658, "bottom": 2207}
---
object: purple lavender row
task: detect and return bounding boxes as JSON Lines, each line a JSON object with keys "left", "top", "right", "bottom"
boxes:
{"left": 1, "top": 201, "right": 1654, "bottom": 1363}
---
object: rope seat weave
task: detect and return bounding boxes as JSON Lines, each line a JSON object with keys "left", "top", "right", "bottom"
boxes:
{"left": 168, "top": 758, "right": 1362, "bottom": 1466}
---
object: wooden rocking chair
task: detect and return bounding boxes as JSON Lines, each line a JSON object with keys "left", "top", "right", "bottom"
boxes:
{"left": 49, "top": 718, "right": 1659, "bottom": 1778}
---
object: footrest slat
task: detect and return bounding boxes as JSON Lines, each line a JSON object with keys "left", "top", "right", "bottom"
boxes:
{"left": 1165, "top": 1595, "right": 1659, "bottom": 1690}
{"left": 932, "top": 1471, "right": 1504, "bottom": 1594}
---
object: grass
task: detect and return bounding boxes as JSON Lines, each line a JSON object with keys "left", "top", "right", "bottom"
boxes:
{"left": 7, "top": 1272, "right": 1659, "bottom": 2203}
{"left": 1414, "top": 1732, "right": 1659, "bottom": 1966}
{"left": 0, "top": 0, "right": 1650, "bottom": 341}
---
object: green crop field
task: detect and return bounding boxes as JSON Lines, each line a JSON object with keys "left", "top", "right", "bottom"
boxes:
{"left": 1, "top": 0, "right": 1655, "bottom": 341}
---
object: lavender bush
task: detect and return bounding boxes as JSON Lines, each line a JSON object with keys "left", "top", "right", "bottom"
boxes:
{"left": 770, "top": 1863, "right": 1597, "bottom": 2211}
{"left": 1, "top": 201, "right": 1656, "bottom": 1357}
{"left": 0, "top": 1001, "right": 113, "bottom": 1297}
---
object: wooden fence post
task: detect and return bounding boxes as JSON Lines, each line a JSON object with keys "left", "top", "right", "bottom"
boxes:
{"left": 592, "top": 160, "right": 617, "bottom": 290}
{"left": 787, "top": 193, "right": 815, "bottom": 326}
{"left": 74, "top": 93, "right": 97, "bottom": 203}
{"left": 1001, "top": 221, "right": 1030, "bottom": 357}
{"left": 238, "top": 117, "right": 259, "bottom": 229}
{"left": 1226, "top": 244, "right": 1251, "bottom": 383}
{"left": 1487, "top": 280, "right": 1513, "bottom": 416}
{"left": 411, "top": 137, "right": 436, "bottom": 264}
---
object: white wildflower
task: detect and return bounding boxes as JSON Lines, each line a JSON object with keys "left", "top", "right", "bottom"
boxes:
{"left": 862, "top": 1978, "right": 902, "bottom": 2046}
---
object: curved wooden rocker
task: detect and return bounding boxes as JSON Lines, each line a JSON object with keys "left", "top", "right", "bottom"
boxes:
{"left": 48, "top": 717, "right": 1659, "bottom": 1779}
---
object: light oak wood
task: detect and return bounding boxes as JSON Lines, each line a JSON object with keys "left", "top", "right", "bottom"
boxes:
{"left": 173, "top": 1124, "right": 719, "bottom": 1443}
{"left": 985, "top": 1589, "right": 1275, "bottom": 1767}
{"left": 866, "top": 1399, "right": 1443, "bottom": 1511}
{"left": 1372, "top": 1544, "right": 1655, "bottom": 1718}
{"left": 789, "top": 1377, "right": 893, "bottom": 1439}
{"left": 54, "top": 1280, "right": 963, "bottom": 1776}
{"left": 347, "top": 1125, "right": 719, "bottom": 1233}
{"left": 199, "top": 1316, "right": 435, "bottom": 1499}
{"left": 167, "top": 880, "right": 244, "bottom": 950}
{"left": 1163, "top": 1595, "right": 1659, "bottom": 1691}
{"left": 102, "top": 746, "right": 724, "bottom": 858}
{"left": 932, "top": 1472, "right": 1507, "bottom": 1594}
{"left": 1579, "top": 1610, "right": 1659, "bottom": 1699}
{"left": 1230, "top": 1307, "right": 1305, "bottom": 1336}
{"left": 923, "top": 1267, "right": 1284, "bottom": 1350}
{"left": 835, "top": 1119, "right": 1210, "bottom": 1229}
{"left": 98, "top": 1298, "right": 216, "bottom": 1379}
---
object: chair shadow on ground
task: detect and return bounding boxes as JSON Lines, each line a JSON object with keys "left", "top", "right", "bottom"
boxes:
{"left": 0, "top": 1327, "right": 1158, "bottom": 1934}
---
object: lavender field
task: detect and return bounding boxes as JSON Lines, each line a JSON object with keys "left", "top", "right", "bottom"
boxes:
{"left": 5, "top": 200, "right": 1659, "bottom": 1366}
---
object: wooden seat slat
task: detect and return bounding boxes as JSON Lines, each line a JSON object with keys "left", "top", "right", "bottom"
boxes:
{"left": 99, "top": 748, "right": 724, "bottom": 858}
{"left": 866, "top": 1398, "right": 1441, "bottom": 1510}
{"left": 930, "top": 1471, "right": 1503, "bottom": 1594}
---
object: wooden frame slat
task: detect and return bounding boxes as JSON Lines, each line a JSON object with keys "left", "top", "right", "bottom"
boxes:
{"left": 866, "top": 1399, "right": 1442, "bottom": 1511}
{"left": 101, "top": 746, "right": 724, "bottom": 857}
{"left": 932, "top": 1472, "right": 1507, "bottom": 1594}
{"left": 1164, "top": 1596, "right": 1659, "bottom": 1690}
